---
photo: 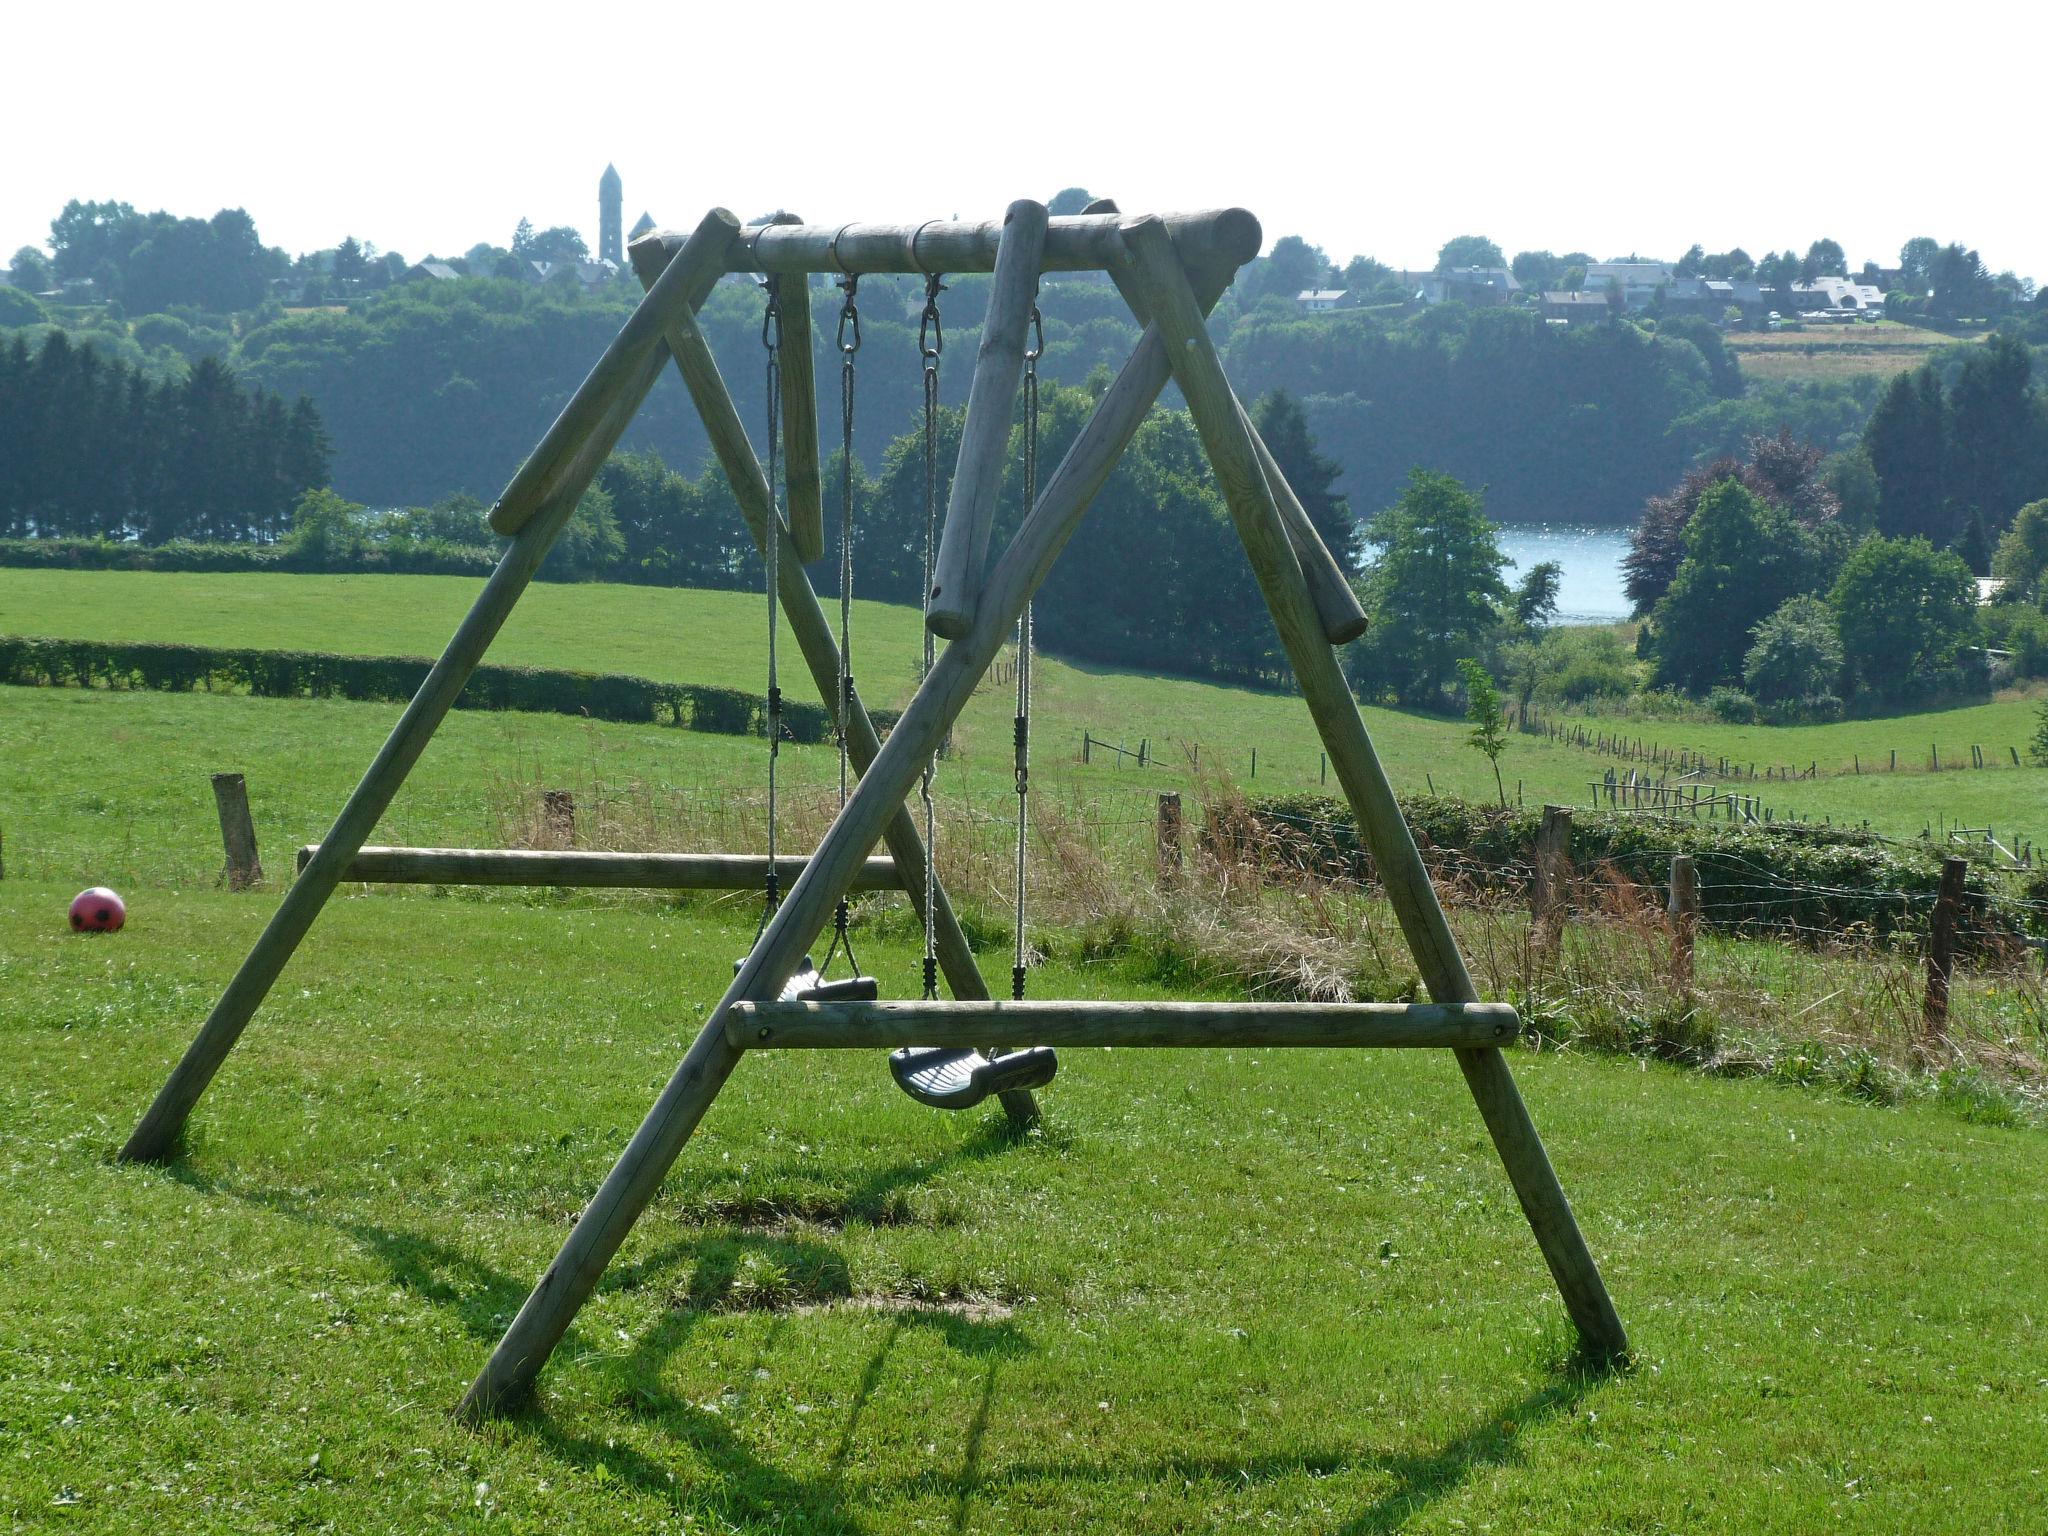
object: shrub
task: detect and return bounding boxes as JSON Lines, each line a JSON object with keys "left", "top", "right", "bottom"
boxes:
{"left": 1743, "top": 594, "right": 1842, "bottom": 704}
{"left": 1706, "top": 685, "right": 1757, "bottom": 722}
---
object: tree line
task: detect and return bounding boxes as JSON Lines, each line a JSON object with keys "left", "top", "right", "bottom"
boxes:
{"left": 0, "top": 334, "right": 329, "bottom": 541}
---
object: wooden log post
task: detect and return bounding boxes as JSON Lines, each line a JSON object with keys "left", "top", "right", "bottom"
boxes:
{"left": 729, "top": 998, "right": 1522, "bottom": 1051}
{"left": 927, "top": 200, "right": 1049, "bottom": 639}
{"left": 541, "top": 789, "right": 575, "bottom": 848}
{"left": 1119, "top": 216, "right": 1627, "bottom": 1365}
{"left": 1667, "top": 854, "right": 1697, "bottom": 990}
{"left": 1922, "top": 855, "right": 1967, "bottom": 1047}
{"left": 461, "top": 234, "right": 1260, "bottom": 1419}
{"left": 211, "top": 772, "right": 264, "bottom": 890}
{"left": 1532, "top": 804, "right": 1572, "bottom": 961}
{"left": 1156, "top": 791, "right": 1184, "bottom": 886}
{"left": 117, "top": 210, "right": 745, "bottom": 1168}
{"left": 763, "top": 213, "right": 826, "bottom": 564}
{"left": 296, "top": 846, "right": 907, "bottom": 891}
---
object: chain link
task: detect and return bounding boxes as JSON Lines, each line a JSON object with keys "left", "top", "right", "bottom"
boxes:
{"left": 1013, "top": 300, "right": 1042, "bottom": 999}
{"left": 754, "top": 278, "right": 783, "bottom": 937}
{"left": 917, "top": 272, "right": 945, "bottom": 998}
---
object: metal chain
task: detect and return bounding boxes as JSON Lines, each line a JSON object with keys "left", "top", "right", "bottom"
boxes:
{"left": 822, "top": 273, "right": 861, "bottom": 979}
{"left": 1012, "top": 302, "right": 1042, "bottom": 1000}
{"left": 917, "top": 271, "right": 945, "bottom": 1000}
{"left": 754, "top": 280, "right": 783, "bottom": 940}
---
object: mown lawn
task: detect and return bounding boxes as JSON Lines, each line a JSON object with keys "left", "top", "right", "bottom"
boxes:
{"left": 7, "top": 566, "right": 2048, "bottom": 843}
{"left": 4, "top": 880, "right": 2044, "bottom": 1533}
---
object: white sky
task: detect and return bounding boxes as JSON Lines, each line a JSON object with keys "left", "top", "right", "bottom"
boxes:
{"left": 5, "top": 1, "right": 2041, "bottom": 283}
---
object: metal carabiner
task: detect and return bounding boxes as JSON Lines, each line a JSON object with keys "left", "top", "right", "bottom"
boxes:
{"left": 919, "top": 272, "right": 946, "bottom": 361}
{"left": 1024, "top": 303, "right": 1044, "bottom": 364}
{"left": 759, "top": 279, "right": 781, "bottom": 352}
{"left": 836, "top": 273, "right": 861, "bottom": 355}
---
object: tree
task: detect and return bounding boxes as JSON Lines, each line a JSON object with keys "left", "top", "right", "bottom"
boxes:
{"left": 1802, "top": 239, "right": 1847, "bottom": 280}
{"left": 332, "top": 236, "right": 369, "bottom": 285}
{"left": 1510, "top": 250, "right": 1563, "bottom": 290}
{"left": 1252, "top": 388, "right": 1352, "bottom": 570}
{"left": 8, "top": 246, "right": 51, "bottom": 291}
{"left": 1674, "top": 244, "right": 1706, "bottom": 279}
{"left": 1650, "top": 479, "right": 1830, "bottom": 694}
{"left": 1864, "top": 365, "right": 1950, "bottom": 541}
{"left": 1436, "top": 235, "right": 1504, "bottom": 272}
{"left": 1742, "top": 594, "right": 1842, "bottom": 704}
{"left": 1831, "top": 536, "right": 1977, "bottom": 700}
{"left": 1457, "top": 658, "right": 1509, "bottom": 807}
{"left": 1625, "top": 431, "right": 1838, "bottom": 610}
{"left": 1947, "top": 333, "right": 2044, "bottom": 532}
{"left": 1899, "top": 237, "right": 1941, "bottom": 292}
{"left": 1511, "top": 559, "right": 1561, "bottom": 630}
{"left": 1349, "top": 469, "right": 1508, "bottom": 708}
{"left": 522, "top": 226, "right": 589, "bottom": 264}
{"left": 1991, "top": 499, "right": 2048, "bottom": 599}
{"left": 1239, "top": 234, "right": 1329, "bottom": 307}
{"left": 1046, "top": 187, "right": 1093, "bottom": 216}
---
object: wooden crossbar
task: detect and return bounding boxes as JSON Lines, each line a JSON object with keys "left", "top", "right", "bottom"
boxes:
{"left": 634, "top": 207, "right": 1262, "bottom": 278}
{"left": 727, "top": 999, "right": 1521, "bottom": 1050}
{"left": 298, "top": 846, "right": 904, "bottom": 891}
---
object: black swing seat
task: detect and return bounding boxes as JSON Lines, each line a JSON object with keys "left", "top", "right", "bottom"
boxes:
{"left": 888, "top": 1044, "right": 1059, "bottom": 1110}
{"left": 734, "top": 955, "right": 882, "bottom": 1004}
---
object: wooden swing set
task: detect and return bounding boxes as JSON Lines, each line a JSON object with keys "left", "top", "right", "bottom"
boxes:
{"left": 118, "top": 199, "right": 1629, "bottom": 1418}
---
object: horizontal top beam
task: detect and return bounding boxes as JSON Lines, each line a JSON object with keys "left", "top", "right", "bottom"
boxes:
{"left": 631, "top": 207, "right": 1263, "bottom": 278}
{"left": 726, "top": 998, "right": 1520, "bottom": 1051}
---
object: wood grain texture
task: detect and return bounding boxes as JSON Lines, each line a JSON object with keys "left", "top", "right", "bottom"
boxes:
{"left": 728, "top": 999, "right": 1520, "bottom": 1050}
{"left": 927, "top": 199, "right": 1048, "bottom": 639}
{"left": 764, "top": 213, "right": 825, "bottom": 563}
{"left": 300, "top": 846, "right": 906, "bottom": 890}
{"left": 677, "top": 207, "right": 1261, "bottom": 277}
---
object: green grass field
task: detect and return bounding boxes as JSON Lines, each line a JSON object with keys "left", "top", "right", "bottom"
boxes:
{"left": 5, "top": 880, "right": 2045, "bottom": 1533}
{"left": 1722, "top": 321, "right": 1978, "bottom": 384}
{"left": 5, "top": 567, "right": 2047, "bottom": 846}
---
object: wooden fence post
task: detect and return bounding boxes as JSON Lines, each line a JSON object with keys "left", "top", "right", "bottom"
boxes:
{"left": 1667, "top": 854, "right": 1697, "bottom": 990}
{"left": 1082, "top": 731, "right": 1092, "bottom": 764}
{"left": 1156, "top": 792, "right": 1183, "bottom": 887}
{"left": 211, "top": 772, "right": 264, "bottom": 890}
{"left": 542, "top": 789, "right": 575, "bottom": 848}
{"left": 1532, "top": 804, "right": 1572, "bottom": 961}
{"left": 1922, "top": 856, "right": 1967, "bottom": 1048}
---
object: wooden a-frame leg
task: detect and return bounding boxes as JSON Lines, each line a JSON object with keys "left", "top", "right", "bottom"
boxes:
{"left": 117, "top": 213, "right": 742, "bottom": 1165}
{"left": 1119, "top": 217, "right": 1629, "bottom": 1364}
{"left": 459, "top": 255, "right": 1253, "bottom": 1417}
{"left": 627, "top": 244, "right": 1040, "bottom": 1124}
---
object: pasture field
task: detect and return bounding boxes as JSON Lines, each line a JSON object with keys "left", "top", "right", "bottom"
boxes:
{"left": 4, "top": 879, "right": 2045, "bottom": 1533}
{"left": 1722, "top": 322, "right": 1978, "bottom": 384}
{"left": 5, "top": 567, "right": 2048, "bottom": 845}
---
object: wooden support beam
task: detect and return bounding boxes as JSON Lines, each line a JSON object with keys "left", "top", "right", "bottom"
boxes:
{"left": 212, "top": 772, "right": 264, "bottom": 890}
{"left": 116, "top": 212, "right": 740, "bottom": 1167}
{"left": 300, "top": 845, "right": 904, "bottom": 891}
{"left": 764, "top": 213, "right": 825, "bottom": 564}
{"left": 490, "top": 208, "right": 739, "bottom": 537}
{"left": 461, "top": 239, "right": 1257, "bottom": 1419}
{"left": 1090, "top": 198, "right": 1364, "bottom": 646}
{"left": 926, "top": 199, "right": 1048, "bottom": 639}
{"left": 1119, "top": 216, "right": 1628, "bottom": 1365}
{"left": 666, "top": 207, "right": 1261, "bottom": 277}
{"left": 728, "top": 999, "right": 1520, "bottom": 1051}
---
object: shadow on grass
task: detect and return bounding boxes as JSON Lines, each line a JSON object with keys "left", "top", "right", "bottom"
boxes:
{"left": 869, "top": 1351, "right": 1613, "bottom": 1534}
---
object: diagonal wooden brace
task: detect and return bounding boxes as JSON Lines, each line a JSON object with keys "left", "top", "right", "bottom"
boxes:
{"left": 1118, "top": 216, "right": 1627, "bottom": 1364}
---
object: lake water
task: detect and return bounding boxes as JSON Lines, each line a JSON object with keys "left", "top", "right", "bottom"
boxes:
{"left": 1496, "top": 525, "right": 1633, "bottom": 624}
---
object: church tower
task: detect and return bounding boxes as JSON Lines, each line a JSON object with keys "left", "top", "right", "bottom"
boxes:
{"left": 598, "top": 163, "right": 623, "bottom": 264}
